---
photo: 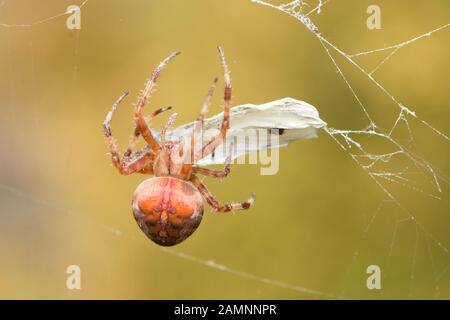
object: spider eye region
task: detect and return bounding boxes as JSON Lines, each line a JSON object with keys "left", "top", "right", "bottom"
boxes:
{"left": 132, "top": 177, "right": 204, "bottom": 246}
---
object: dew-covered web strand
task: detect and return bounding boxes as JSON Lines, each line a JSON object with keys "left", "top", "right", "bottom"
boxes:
{"left": 0, "top": 0, "right": 89, "bottom": 28}
{"left": 251, "top": 0, "right": 450, "bottom": 295}
{"left": 348, "top": 23, "right": 450, "bottom": 58}
{"left": 252, "top": 0, "right": 449, "bottom": 220}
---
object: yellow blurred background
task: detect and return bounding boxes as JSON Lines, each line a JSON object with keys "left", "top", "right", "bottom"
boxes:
{"left": 0, "top": 0, "right": 449, "bottom": 299}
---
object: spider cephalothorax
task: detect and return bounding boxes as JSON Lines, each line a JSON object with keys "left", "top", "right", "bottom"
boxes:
{"left": 103, "top": 47, "right": 255, "bottom": 246}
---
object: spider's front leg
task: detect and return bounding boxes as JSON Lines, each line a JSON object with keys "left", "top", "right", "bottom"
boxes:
{"left": 103, "top": 92, "right": 154, "bottom": 175}
{"left": 191, "top": 77, "right": 218, "bottom": 162}
{"left": 197, "top": 46, "right": 231, "bottom": 161}
{"left": 134, "top": 51, "right": 181, "bottom": 152}
{"left": 124, "top": 105, "right": 172, "bottom": 161}
{"left": 190, "top": 175, "right": 255, "bottom": 212}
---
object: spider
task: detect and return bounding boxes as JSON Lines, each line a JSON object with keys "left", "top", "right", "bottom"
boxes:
{"left": 103, "top": 46, "right": 255, "bottom": 246}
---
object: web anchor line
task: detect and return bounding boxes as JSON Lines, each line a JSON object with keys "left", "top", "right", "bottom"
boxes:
{"left": 252, "top": 0, "right": 450, "bottom": 296}
{"left": 0, "top": 0, "right": 89, "bottom": 28}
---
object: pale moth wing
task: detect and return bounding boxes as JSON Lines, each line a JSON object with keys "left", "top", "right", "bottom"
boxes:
{"left": 160, "top": 97, "right": 327, "bottom": 165}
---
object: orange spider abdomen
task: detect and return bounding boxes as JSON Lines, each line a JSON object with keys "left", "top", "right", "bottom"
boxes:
{"left": 132, "top": 177, "right": 204, "bottom": 246}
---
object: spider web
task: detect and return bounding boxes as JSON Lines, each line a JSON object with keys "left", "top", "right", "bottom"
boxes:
{"left": 251, "top": 0, "right": 450, "bottom": 297}
{"left": 0, "top": 0, "right": 449, "bottom": 299}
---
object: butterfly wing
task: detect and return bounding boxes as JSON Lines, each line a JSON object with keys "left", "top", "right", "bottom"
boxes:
{"left": 165, "top": 97, "right": 326, "bottom": 165}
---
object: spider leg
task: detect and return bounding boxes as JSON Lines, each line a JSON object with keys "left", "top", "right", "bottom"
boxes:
{"left": 192, "top": 164, "right": 231, "bottom": 179}
{"left": 191, "top": 77, "right": 218, "bottom": 162}
{"left": 123, "top": 126, "right": 141, "bottom": 159}
{"left": 190, "top": 175, "right": 255, "bottom": 212}
{"left": 118, "top": 153, "right": 154, "bottom": 175}
{"left": 103, "top": 91, "right": 130, "bottom": 170}
{"left": 103, "top": 92, "right": 154, "bottom": 175}
{"left": 124, "top": 106, "right": 172, "bottom": 160}
{"left": 134, "top": 51, "right": 181, "bottom": 152}
{"left": 192, "top": 152, "right": 232, "bottom": 179}
{"left": 138, "top": 161, "right": 154, "bottom": 175}
{"left": 197, "top": 46, "right": 231, "bottom": 161}
{"left": 160, "top": 112, "right": 178, "bottom": 145}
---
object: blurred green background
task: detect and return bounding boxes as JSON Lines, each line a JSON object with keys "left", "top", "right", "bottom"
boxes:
{"left": 0, "top": 0, "right": 449, "bottom": 299}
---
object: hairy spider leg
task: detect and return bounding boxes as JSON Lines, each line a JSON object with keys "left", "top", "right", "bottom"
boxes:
{"left": 161, "top": 112, "right": 178, "bottom": 145}
{"left": 191, "top": 77, "right": 218, "bottom": 163}
{"left": 103, "top": 91, "right": 154, "bottom": 175}
{"left": 197, "top": 46, "right": 231, "bottom": 160}
{"left": 190, "top": 175, "right": 255, "bottom": 212}
{"left": 135, "top": 51, "right": 181, "bottom": 152}
{"left": 192, "top": 144, "right": 233, "bottom": 179}
{"left": 124, "top": 106, "right": 172, "bottom": 160}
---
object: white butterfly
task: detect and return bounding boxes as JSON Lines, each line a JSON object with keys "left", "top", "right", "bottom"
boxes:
{"left": 162, "top": 97, "right": 327, "bottom": 166}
